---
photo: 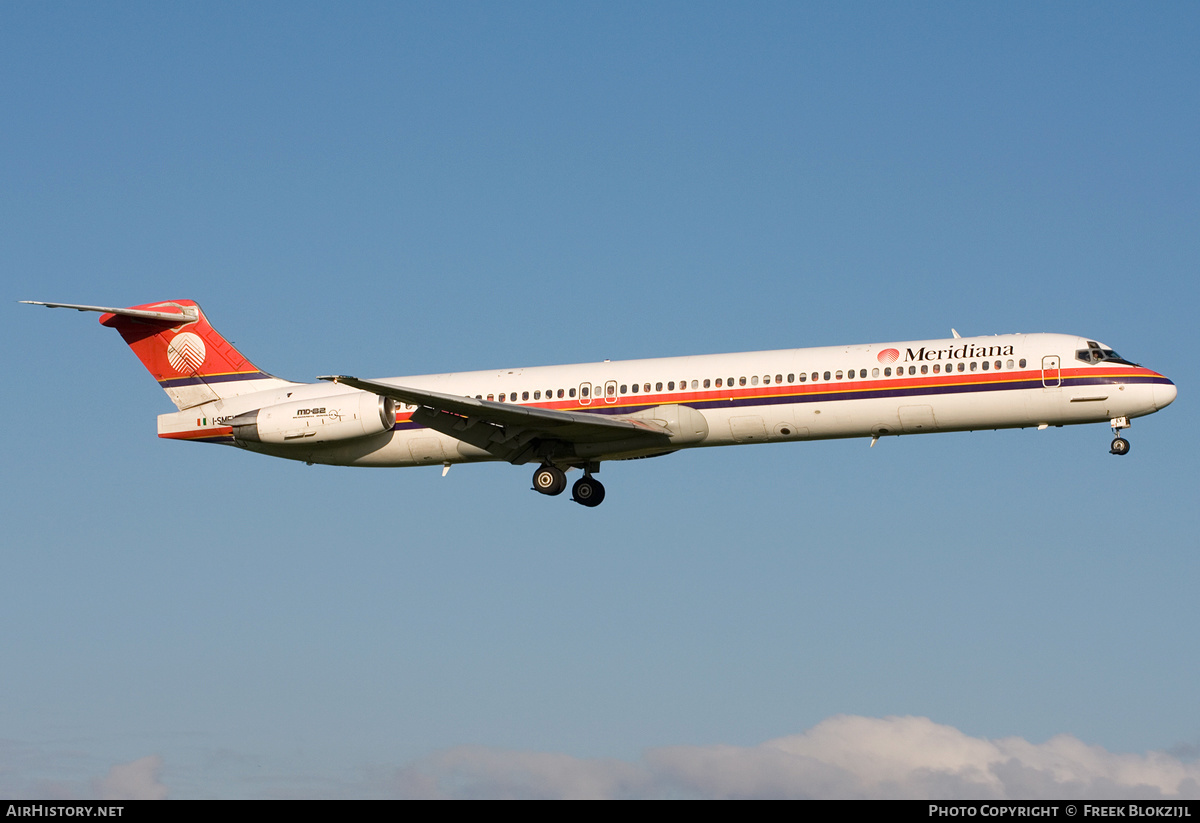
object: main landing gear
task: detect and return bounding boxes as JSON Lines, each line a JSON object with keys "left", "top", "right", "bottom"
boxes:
{"left": 571, "top": 475, "right": 605, "bottom": 508}
{"left": 1110, "top": 416, "right": 1131, "bottom": 456}
{"left": 532, "top": 464, "right": 606, "bottom": 507}
{"left": 532, "top": 465, "right": 568, "bottom": 496}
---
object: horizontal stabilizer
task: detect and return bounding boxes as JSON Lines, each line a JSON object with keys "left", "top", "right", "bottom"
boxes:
{"left": 21, "top": 301, "right": 198, "bottom": 327}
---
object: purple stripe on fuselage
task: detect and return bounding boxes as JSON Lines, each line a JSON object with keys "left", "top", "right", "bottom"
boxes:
{"left": 385, "top": 373, "right": 1172, "bottom": 431}
{"left": 158, "top": 371, "right": 275, "bottom": 388}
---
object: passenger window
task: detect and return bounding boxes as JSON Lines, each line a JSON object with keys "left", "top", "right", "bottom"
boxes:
{"left": 776, "top": 374, "right": 783, "bottom": 383}
{"left": 534, "top": 391, "right": 541, "bottom": 400}
{"left": 631, "top": 383, "right": 638, "bottom": 393}
{"left": 799, "top": 373, "right": 807, "bottom": 382}
{"left": 568, "top": 388, "right": 575, "bottom": 398}
{"left": 522, "top": 391, "right": 529, "bottom": 400}
{"left": 1019, "top": 359, "right": 1026, "bottom": 368}
{"left": 620, "top": 384, "right": 627, "bottom": 394}
{"left": 920, "top": 365, "right": 928, "bottom": 375}
{"left": 740, "top": 377, "right": 747, "bottom": 386}
{"left": 751, "top": 376, "right": 759, "bottom": 385}
{"left": 835, "top": 371, "right": 843, "bottom": 380}
{"left": 933, "top": 364, "right": 940, "bottom": 374}
{"left": 715, "top": 378, "right": 723, "bottom": 388}
{"left": 884, "top": 368, "right": 891, "bottom": 377}
{"left": 957, "top": 363, "right": 965, "bottom": 372}
{"left": 787, "top": 373, "right": 794, "bottom": 383}
{"left": 970, "top": 362, "right": 978, "bottom": 372}
{"left": 656, "top": 382, "right": 663, "bottom": 391}
{"left": 644, "top": 384, "right": 650, "bottom": 392}
{"left": 727, "top": 377, "right": 734, "bottom": 386}
{"left": 581, "top": 386, "right": 589, "bottom": 397}
{"left": 703, "top": 379, "right": 711, "bottom": 388}
{"left": 487, "top": 394, "right": 494, "bottom": 401}
{"left": 872, "top": 368, "right": 880, "bottom": 377}
{"left": 763, "top": 375, "right": 771, "bottom": 385}
{"left": 981, "top": 361, "right": 989, "bottom": 371}
{"left": 691, "top": 380, "right": 699, "bottom": 389}
{"left": 668, "top": 381, "right": 675, "bottom": 391}
{"left": 1006, "top": 360, "right": 1014, "bottom": 369}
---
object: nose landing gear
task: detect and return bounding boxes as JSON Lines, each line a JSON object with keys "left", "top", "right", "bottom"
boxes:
{"left": 1109, "top": 417, "right": 1131, "bottom": 456}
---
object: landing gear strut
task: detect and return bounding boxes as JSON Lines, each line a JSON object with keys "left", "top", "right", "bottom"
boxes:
{"left": 532, "top": 465, "right": 568, "bottom": 495}
{"left": 1110, "top": 416, "right": 1131, "bottom": 456}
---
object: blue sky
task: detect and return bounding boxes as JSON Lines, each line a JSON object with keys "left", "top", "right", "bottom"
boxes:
{"left": 3, "top": 2, "right": 1198, "bottom": 799}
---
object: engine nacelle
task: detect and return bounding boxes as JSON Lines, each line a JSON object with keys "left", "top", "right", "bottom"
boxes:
{"left": 229, "top": 393, "right": 396, "bottom": 445}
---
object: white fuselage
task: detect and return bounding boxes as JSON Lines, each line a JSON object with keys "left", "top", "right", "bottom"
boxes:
{"left": 157, "top": 332, "right": 1176, "bottom": 468}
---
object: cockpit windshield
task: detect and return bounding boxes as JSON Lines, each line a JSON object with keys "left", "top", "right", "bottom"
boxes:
{"left": 1076, "top": 341, "right": 1139, "bottom": 367}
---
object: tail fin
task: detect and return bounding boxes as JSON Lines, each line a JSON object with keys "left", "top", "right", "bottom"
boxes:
{"left": 23, "top": 299, "right": 295, "bottom": 409}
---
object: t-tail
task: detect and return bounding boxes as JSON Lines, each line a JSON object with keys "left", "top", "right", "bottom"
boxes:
{"left": 21, "top": 300, "right": 295, "bottom": 409}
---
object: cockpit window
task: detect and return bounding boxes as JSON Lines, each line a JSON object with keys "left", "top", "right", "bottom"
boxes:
{"left": 1076, "top": 347, "right": 1138, "bottom": 366}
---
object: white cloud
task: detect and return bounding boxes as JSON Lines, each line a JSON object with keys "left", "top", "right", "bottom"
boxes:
{"left": 392, "top": 746, "right": 650, "bottom": 800}
{"left": 91, "top": 755, "right": 168, "bottom": 801}
{"left": 383, "top": 716, "right": 1200, "bottom": 800}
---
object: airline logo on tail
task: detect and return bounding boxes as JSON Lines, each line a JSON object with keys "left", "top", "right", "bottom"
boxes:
{"left": 165, "top": 332, "right": 207, "bottom": 373}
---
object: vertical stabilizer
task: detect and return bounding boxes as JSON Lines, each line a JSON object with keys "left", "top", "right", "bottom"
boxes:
{"left": 23, "top": 299, "right": 296, "bottom": 409}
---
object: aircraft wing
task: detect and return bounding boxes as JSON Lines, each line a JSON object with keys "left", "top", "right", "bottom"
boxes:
{"left": 318, "top": 375, "right": 671, "bottom": 464}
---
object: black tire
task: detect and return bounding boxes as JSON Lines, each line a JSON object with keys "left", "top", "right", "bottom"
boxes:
{"left": 572, "top": 477, "right": 606, "bottom": 507}
{"left": 533, "top": 466, "right": 567, "bottom": 495}
{"left": 1110, "top": 437, "right": 1130, "bottom": 456}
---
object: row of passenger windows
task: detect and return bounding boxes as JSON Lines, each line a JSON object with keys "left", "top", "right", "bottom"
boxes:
{"left": 463, "top": 359, "right": 1030, "bottom": 403}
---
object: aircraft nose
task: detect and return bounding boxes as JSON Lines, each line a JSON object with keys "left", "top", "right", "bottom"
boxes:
{"left": 1153, "top": 379, "right": 1177, "bottom": 411}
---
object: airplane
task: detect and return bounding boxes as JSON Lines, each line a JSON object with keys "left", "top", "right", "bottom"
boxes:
{"left": 23, "top": 299, "right": 1176, "bottom": 507}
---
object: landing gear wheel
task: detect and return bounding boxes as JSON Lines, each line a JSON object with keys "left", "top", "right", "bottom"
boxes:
{"left": 1110, "top": 437, "right": 1130, "bottom": 456}
{"left": 532, "top": 465, "right": 568, "bottom": 495}
{"left": 572, "top": 476, "right": 606, "bottom": 507}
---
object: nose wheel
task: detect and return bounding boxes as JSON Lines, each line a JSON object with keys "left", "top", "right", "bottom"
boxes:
{"left": 1109, "top": 417, "right": 1131, "bottom": 456}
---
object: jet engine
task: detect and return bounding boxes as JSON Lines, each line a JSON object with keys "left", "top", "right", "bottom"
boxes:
{"left": 228, "top": 393, "right": 396, "bottom": 445}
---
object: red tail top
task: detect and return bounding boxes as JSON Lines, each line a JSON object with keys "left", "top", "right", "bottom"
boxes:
{"left": 97, "top": 300, "right": 291, "bottom": 409}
